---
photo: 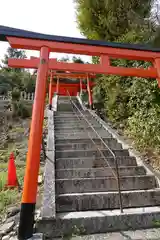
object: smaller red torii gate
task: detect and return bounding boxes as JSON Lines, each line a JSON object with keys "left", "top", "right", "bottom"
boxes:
{"left": 48, "top": 71, "right": 96, "bottom": 109}
{"left": 30, "top": 56, "right": 96, "bottom": 108}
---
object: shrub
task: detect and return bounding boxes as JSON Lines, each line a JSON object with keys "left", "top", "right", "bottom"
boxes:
{"left": 80, "top": 90, "right": 88, "bottom": 104}
{"left": 12, "top": 88, "right": 20, "bottom": 101}
{"left": 12, "top": 101, "right": 31, "bottom": 119}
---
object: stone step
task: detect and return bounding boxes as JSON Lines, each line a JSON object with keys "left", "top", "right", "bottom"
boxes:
{"left": 55, "top": 122, "right": 99, "bottom": 127}
{"left": 55, "top": 131, "right": 109, "bottom": 137}
{"left": 55, "top": 128, "right": 104, "bottom": 134}
{"left": 55, "top": 116, "right": 91, "bottom": 120}
{"left": 55, "top": 126, "right": 103, "bottom": 131}
{"left": 55, "top": 149, "right": 129, "bottom": 159}
{"left": 57, "top": 109, "right": 74, "bottom": 112}
{"left": 54, "top": 118, "right": 97, "bottom": 124}
{"left": 55, "top": 141, "right": 122, "bottom": 150}
{"left": 55, "top": 132, "right": 112, "bottom": 139}
{"left": 55, "top": 138, "right": 118, "bottom": 145}
{"left": 56, "top": 156, "right": 137, "bottom": 169}
{"left": 57, "top": 103, "right": 77, "bottom": 108}
{"left": 54, "top": 112, "right": 90, "bottom": 116}
{"left": 55, "top": 123, "right": 101, "bottom": 128}
{"left": 36, "top": 206, "right": 160, "bottom": 238}
{"left": 55, "top": 122, "right": 101, "bottom": 126}
{"left": 56, "top": 166, "right": 146, "bottom": 179}
{"left": 56, "top": 175, "right": 156, "bottom": 194}
{"left": 56, "top": 189, "right": 160, "bottom": 212}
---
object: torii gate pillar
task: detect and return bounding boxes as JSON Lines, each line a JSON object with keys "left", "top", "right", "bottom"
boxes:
{"left": 49, "top": 72, "right": 53, "bottom": 110}
{"left": 87, "top": 75, "right": 93, "bottom": 109}
{"left": 80, "top": 78, "right": 83, "bottom": 94}
{"left": 56, "top": 76, "right": 60, "bottom": 95}
{"left": 18, "top": 46, "right": 49, "bottom": 240}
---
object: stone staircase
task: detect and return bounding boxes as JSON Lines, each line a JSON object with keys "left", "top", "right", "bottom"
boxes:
{"left": 38, "top": 96, "right": 160, "bottom": 238}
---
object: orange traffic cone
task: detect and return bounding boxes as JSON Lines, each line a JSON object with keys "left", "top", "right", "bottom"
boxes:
{"left": 6, "top": 152, "right": 18, "bottom": 188}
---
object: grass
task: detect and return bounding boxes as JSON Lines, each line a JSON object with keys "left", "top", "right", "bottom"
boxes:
{"left": 0, "top": 167, "right": 25, "bottom": 218}
{"left": 10, "top": 126, "right": 24, "bottom": 133}
{"left": 0, "top": 125, "right": 27, "bottom": 218}
{"left": 0, "top": 116, "right": 46, "bottom": 220}
{"left": 0, "top": 189, "right": 21, "bottom": 218}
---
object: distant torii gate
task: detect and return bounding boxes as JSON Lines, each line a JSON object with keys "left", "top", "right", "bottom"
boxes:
{"left": 48, "top": 72, "right": 96, "bottom": 109}
{"left": 1, "top": 26, "right": 160, "bottom": 240}
{"left": 30, "top": 56, "right": 96, "bottom": 108}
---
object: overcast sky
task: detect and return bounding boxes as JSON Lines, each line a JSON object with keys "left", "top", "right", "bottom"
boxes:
{"left": 0, "top": 0, "right": 90, "bottom": 62}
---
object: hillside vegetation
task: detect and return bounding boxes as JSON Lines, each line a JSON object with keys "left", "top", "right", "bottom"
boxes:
{"left": 75, "top": 0, "right": 160, "bottom": 162}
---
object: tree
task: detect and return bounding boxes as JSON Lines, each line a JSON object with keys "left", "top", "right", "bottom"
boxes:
{"left": 72, "top": 56, "right": 84, "bottom": 63}
{"left": 74, "top": 0, "right": 151, "bottom": 42}
{"left": 58, "top": 56, "right": 70, "bottom": 62}
{"left": 74, "top": 0, "right": 160, "bottom": 151}
{"left": 2, "top": 47, "right": 27, "bottom": 72}
{"left": 0, "top": 48, "right": 35, "bottom": 96}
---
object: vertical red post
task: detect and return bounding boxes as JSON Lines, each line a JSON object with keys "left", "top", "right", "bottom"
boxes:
{"left": 18, "top": 46, "right": 50, "bottom": 240}
{"left": 87, "top": 74, "right": 93, "bottom": 109}
{"left": 80, "top": 78, "right": 83, "bottom": 94}
{"left": 56, "top": 76, "right": 59, "bottom": 95}
{"left": 154, "top": 59, "right": 160, "bottom": 88}
{"left": 49, "top": 71, "right": 53, "bottom": 110}
{"left": 101, "top": 55, "right": 110, "bottom": 66}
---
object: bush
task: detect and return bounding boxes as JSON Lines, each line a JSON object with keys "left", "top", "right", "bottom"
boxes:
{"left": 12, "top": 101, "right": 31, "bottom": 119}
{"left": 80, "top": 90, "right": 88, "bottom": 104}
{"left": 12, "top": 88, "right": 20, "bottom": 101}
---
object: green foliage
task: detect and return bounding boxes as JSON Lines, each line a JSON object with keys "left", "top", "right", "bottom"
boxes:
{"left": 80, "top": 90, "right": 88, "bottom": 104}
{"left": 12, "top": 101, "right": 31, "bottom": 119}
{"left": 0, "top": 166, "right": 25, "bottom": 215}
{"left": 0, "top": 189, "right": 20, "bottom": 216}
{"left": 12, "top": 88, "right": 20, "bottom": 101}
{"left": 0, "top": 47, "right": 36, "bottom": 97}
{"left": 2, "top": 47, "right": 26, "bottom": 72}
{"left": 74, "top": 0, "right": 152, "bottom": 41}
{"left": 75, "top": 0, "right": 160, "bottom": 152}
{"left": 72, "top": 56, "right": 84, "bottom": 63}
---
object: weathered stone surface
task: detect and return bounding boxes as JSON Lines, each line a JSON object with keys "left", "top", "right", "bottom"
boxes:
{"left": 37, "top": 207, "right": 160, "bottom": 238}
{"left": 2, "top": 235, "right": 10, "bottom": 240}
{"left": 53, "top": 228, "right": 160, "bottom": 239}
{"left": 35, "top": 210, "right": 41, "bottom": 220}
{"left": 0, "top": 222, "right": 14, "bottom": 235}
{"left": 9, "top": 237, "right": 18, "bottom": 240}
{"left": 5, "top": 217, "right": 15, "bottom": 224}
{"left": 41, "top": 110, "right": 56, "bottom": 219}
{"left": 55, "top": 140, "right": 122, "bottom": 150}
{"left": 56, "top": 175, "right": 156, "bottom": 194}
{"left": 9, "top": 231, "right": 16, "bottom": 237}
{"left": 56, "top": 189, "right": 160, "bottom": 212}
{"left": 56, "top": 156, "right": 137, "bottom": 169}
{"left": 28, "top": 233, "right": 43, "bottom": 240}
{"left": 55, "top": 149, "right": 129, "bottom": 158}
{"left": 56, "top": 166, "right": 146, "bottom": 179}
{"left": 55, "top": 131, "right": 112, "bottom": 139}
{"left": 38, "top": 175, "right": 43, "bottom": 185}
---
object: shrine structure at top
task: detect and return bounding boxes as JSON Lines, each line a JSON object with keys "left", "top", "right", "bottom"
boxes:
{"left": 1, "top": 25, "right": 160, "bottom": 240}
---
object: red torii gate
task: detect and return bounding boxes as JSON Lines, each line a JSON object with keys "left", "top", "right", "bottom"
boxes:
{"left": 1, "top": 26, "right": 160, "bottom": 239}
{"left": 48, "top": 72, "right": 96, "bottom": 109}
{"left": 28, "top": 56, "right": 96, "bottom": 108}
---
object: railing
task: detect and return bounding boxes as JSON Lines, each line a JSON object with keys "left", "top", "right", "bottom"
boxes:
{"left": 67, "top": 91, "right": 123, "bottom": 213}
{"left": 0, "top": 92, "right": 50, "bottom": 102}
{"left": 20, "top": 92, "right": 35, "bottom": 101}
{"left": 0, "top": 92, "right": 34, "bottom": 101}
